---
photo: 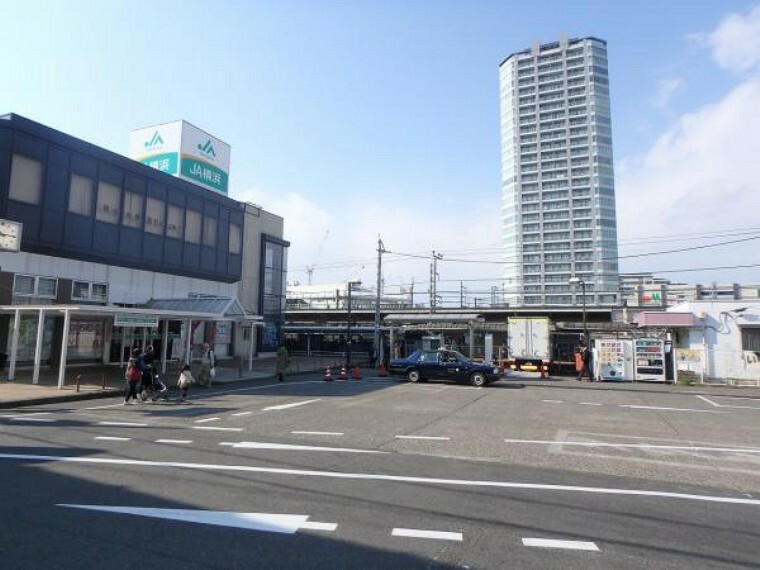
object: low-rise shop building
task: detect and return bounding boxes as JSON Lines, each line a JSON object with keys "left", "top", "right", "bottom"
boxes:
{"left": 0, "top": 114, "right": 288, "bottom": 385}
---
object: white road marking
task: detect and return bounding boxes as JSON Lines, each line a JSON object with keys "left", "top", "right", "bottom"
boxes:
{"left": 263, "top": 399, "right": 322, "bottom": 411}
{"left": 155, "top": 439, "right": 193, "bottom": 445}
{"left": 98, "top": 422, "right": 148, "bottom": 427}
{"left": 195, "top": 417, "right": 221, "bottom": 424}
{"left": 503, "top": 438, "right": 760, "bottom": 453}
{"left": 541, "top": 399, "right": 563, "bottom": 404}
{"left": 300, "top": 521, "right": 338, "bottom": 531}
{"left": 522, "top": 538, "right": 599, "bottom": 551}
{"left": 696, "top": 395, "right": 721, "bottom": 407}
{"left": 16, "top": 412, "right": 52, "bottom": 416}
{"left": 619, "top": 405, "right": 728, "bottom": 414}
{"left": 7, "top": 452, "right": 760, "bottom": 506}
{"left": 84, "top": 403, "right": 127, "bottom": 410}
{"left": 580, "top": 402, "right": 603, "bottom": 406}
{"left": 210, "top": 380, "right": 324, "bottom": 397}
{"left": 716, "top": 396, "right": 760, "bottom": 401}
{"left": 392, "top": 528, "right": 463, "bottom": 541}
{"left": 11, "top": 417, "right": 55, "bottom": 423}
{"left": 57, "top": 504, "right": 330, "bottom": 535}
{"left": 95, "top": 436, "right": 131, "bottom": 442}
{"left": 232, "top": 411, "right": 253, "bottom": 417}
{"left": 192, "top": 426, "right": 243, "bottom": 432}
{"left": 291, "top": 431, "right": 344, "bottom": 436}
{"left": 395, "top": 435, "right": 451, "bottom": 441}
{"left": 219, "top": 441, "right": 383, "bottom": 454}
{"left": 697, "top": 395, "right": 760, "bottom": 410}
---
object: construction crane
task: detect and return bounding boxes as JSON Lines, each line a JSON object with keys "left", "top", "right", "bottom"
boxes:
{"left": 306, "top": 230, "right": 330, "bottom": 285}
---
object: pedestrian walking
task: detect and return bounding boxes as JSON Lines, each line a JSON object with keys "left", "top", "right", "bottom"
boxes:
{"left": 197, "top": 343, "right": 216, "bottom": 388}
{"left": 577, "top": 345, "right": 593, "bottom": 382}
{"left": 275, "top": 345, "right": 289, "bottom": 382}
{"left": 177, "top": 364, "right": 194, "bottom": 402}
{"left": 123, "top": 348, "right": 143, "bottom": 405}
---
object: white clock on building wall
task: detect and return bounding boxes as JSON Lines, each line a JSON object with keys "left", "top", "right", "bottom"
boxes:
{"left": 0, "top": 219, "right": 22, "bottom": 252}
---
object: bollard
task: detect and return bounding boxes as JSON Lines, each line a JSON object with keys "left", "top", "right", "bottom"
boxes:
{"left": 101, "top": 374, "right": 106, "bottom": 390}
{"left": 76, "top": 374, "right": 82, "bottom": 393}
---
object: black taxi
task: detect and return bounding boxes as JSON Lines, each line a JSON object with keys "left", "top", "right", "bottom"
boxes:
{"left": 388, "top": 349, "right": 501, "bottom": 387}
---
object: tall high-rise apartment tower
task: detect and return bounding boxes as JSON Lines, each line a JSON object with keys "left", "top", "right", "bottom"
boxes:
{"left": 499, "top": 36, "right": 619, "bottom": 306}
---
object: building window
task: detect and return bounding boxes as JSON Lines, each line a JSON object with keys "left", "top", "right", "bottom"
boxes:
{"left": 9, "top": 154, "right": 43, "bottom": 205}
{"left": 13, "top": 275, "right": 57, "bottom": 298}
{"left": 229, "top": 223, "right": 241, "bottom": 254}
{"left": 259, "top": 237, "right": 289, "bottom": 351}
{"left": 166, "top": 205, "right": 184, "bottom": 239}
{"left": 38, "top": 277, "right": 57, "bottom": 297}
{"left": 185, "top": 209, "right": 201, "bottom": 243}
{"left": 122, "top": 192, "right": 143, "bottom": 229}
{"left": 69, "top": 174, "right": 94, "bottom": 216}
{"left": 203, "top": 217, "right": 217, "bottom": 247}
{"left": 13, "top": 275, "right": 35, "bottom": 295}
{"left": 92, "top": 283, "right": 108, "bottom": 301}
{"left": 145, "top": 197, "right": 165, "bottom": 235}
{"left": 72, "top": 281, "right": 89, "bottom": 299}
{"left": 96, "top": 181, "right": 121, "bottom": 224}
{"left": 72, "top": 280, "right": 108, "bottom": 303}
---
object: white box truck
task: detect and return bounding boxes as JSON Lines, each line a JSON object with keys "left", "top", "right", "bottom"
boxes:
{"left": 503, "top": 317, "right": 581, "bottom": 376}
{"left": 506, "top": 317, "right": 551, "bottom": 374}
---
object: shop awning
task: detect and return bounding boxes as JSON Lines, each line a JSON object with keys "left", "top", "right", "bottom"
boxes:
{"left": 634, "top": 312, "right": 700, "bottom": 327}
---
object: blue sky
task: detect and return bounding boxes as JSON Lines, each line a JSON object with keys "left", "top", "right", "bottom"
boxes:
{"left": 2, "top": 0, "right": 759, "bottom": 302}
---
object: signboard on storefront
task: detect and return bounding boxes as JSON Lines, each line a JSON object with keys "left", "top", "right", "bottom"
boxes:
{"left": 129, "top": 121, "right": 230, "bottom": 195}
{"left": 114, "top": 313, "right": 159, "bottom": 328}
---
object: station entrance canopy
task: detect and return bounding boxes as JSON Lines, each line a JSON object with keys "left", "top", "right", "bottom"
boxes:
{"left": 0, "top": 296, "right": 263, "bottom": 388}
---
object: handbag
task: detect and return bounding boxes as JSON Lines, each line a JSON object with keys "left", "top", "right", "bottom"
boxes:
{"left": 209, "top": 367, "right": 216, "bottom": 378}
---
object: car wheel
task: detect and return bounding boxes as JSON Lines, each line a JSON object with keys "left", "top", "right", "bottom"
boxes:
{"left": 470, "top": 372, "right": 486, "bottom": 387}
{"left": 407, "top": 369, "right": 421, "bottom": 383}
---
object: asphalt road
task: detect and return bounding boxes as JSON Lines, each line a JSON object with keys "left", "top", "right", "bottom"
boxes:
{"left": 2, "top": 375, "right": 759, "bottom": 569}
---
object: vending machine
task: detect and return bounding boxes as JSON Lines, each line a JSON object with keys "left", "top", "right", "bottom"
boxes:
{"left": 634, "top": 338, "right": 666, "bottom": 382}
{"left": 595, "top": 338, "right": 634, "bottom": 381}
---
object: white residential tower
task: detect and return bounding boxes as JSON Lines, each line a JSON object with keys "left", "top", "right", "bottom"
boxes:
{"left": 499, "top": 36, "right": 619, "bottom": 306}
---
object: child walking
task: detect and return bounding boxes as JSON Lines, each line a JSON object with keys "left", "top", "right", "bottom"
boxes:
{"left": 177, "top": 364, "right": 194, "bottom": 402}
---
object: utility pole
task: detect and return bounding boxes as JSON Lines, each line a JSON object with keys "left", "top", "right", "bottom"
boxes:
{"left": 460, "top": 281, "right": 464, "bottom": 308}
{"left": 346, "top": 281, "right": 361, "bottom": 367}
{"left": 430, "top": 250, "right": 443, "bottom": 312}
{"left": 374, "top": 237, "right": 385, "bottom": 366}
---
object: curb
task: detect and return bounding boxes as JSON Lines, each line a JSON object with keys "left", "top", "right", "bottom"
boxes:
{"left": 0, "top": 389, "right": 119, "bottom": 409}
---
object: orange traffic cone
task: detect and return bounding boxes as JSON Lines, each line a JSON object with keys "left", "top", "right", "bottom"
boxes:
{"left": 323, "top": 367, "right": 333, "bottom": 381}
{"left": 351, "top": 364, "right": 362, "bottom": 380}
{"left": 338, "top": 365, "right": 348, "bottom": 380}
{"left": 378, "top": 363, "right": 387, "bottom": 377}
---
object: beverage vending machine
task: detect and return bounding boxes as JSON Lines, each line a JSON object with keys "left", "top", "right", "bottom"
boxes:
{"left": 634, "top": 338, "right": 666, "bottom": 382}
{"left": 595, "top": 338, "right": 634, "bottom": 381}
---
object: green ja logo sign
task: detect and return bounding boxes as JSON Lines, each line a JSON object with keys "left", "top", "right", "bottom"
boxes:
{"left": 144, "top": 131, "right": 164, "bottom": 149}
{"left": 197, "top": 139, "right": 216, "bottom": 158}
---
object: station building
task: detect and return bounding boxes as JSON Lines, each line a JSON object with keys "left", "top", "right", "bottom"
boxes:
{"left": 0, "top": 113, "right": 288, "bottom": 384}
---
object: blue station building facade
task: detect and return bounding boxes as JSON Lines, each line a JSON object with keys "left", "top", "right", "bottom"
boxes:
{"left": 0, "top": 113, "right": 288, "bottom": 382}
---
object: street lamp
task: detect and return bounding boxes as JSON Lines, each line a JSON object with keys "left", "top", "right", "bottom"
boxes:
{"left": 569, "top": 277, "right": 588, "bottom": 345}
{"left": 346, "top": 281, "right": 362, "bottom": 367}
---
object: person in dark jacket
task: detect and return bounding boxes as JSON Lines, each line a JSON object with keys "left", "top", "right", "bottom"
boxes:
{"left": 577, "top": 345, "right": 593, "bottom": 382}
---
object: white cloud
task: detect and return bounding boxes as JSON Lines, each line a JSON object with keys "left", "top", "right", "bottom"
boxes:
{"left": 708, "top": 4, "right": 760, "bottom": 74}
{"left": 650, "top": 77, "right": 686, "bottom": 109}
{"left": 616, "top": 78, "right": 760, "bottom": 277}
{"left": 234, "top": 186, "right": 502, "bottom": 292}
